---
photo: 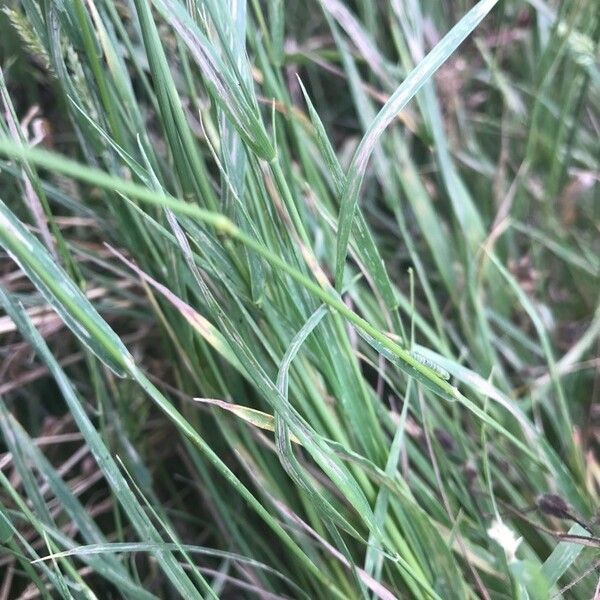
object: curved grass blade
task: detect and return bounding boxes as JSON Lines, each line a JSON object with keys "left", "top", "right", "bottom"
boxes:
{"left": 34, "top": 542, "right": 310, "bottom": 600}
{"left": 0, "top": 289, "right": 210, "bottom": 599}
{"left": 0, "top": 198, "right": 132, "bottom": 376}
{"left": 0, "top": 140, "right": 541, "bottom": 461}
{"left": 334, "top": 0, "right": 499, "bottom": 287}
{"left": 0, "top": 216, "right": 339, "bottom": 596}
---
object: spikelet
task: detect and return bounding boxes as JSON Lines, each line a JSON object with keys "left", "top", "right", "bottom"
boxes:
{"left": 2, "top": 8, "right": 53, "bottom": 74}
{"left": 65, "top": 45, "right": 98, "bottom": 122}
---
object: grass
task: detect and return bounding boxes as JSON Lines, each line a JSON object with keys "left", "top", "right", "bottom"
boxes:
{"left": 0, "top": 0, "right": 598, "bottom": 597}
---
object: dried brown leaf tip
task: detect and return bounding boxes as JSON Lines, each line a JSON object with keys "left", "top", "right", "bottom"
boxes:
{"left": 536, "top": 493, "right": 572, "bottom": 521}
{"left": 536, "top": 493, "right": 594, "bottom": 535}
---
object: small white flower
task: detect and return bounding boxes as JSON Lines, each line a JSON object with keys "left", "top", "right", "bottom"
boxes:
{"left": 487, "top": 518, "right": 522, "bottom": 563}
